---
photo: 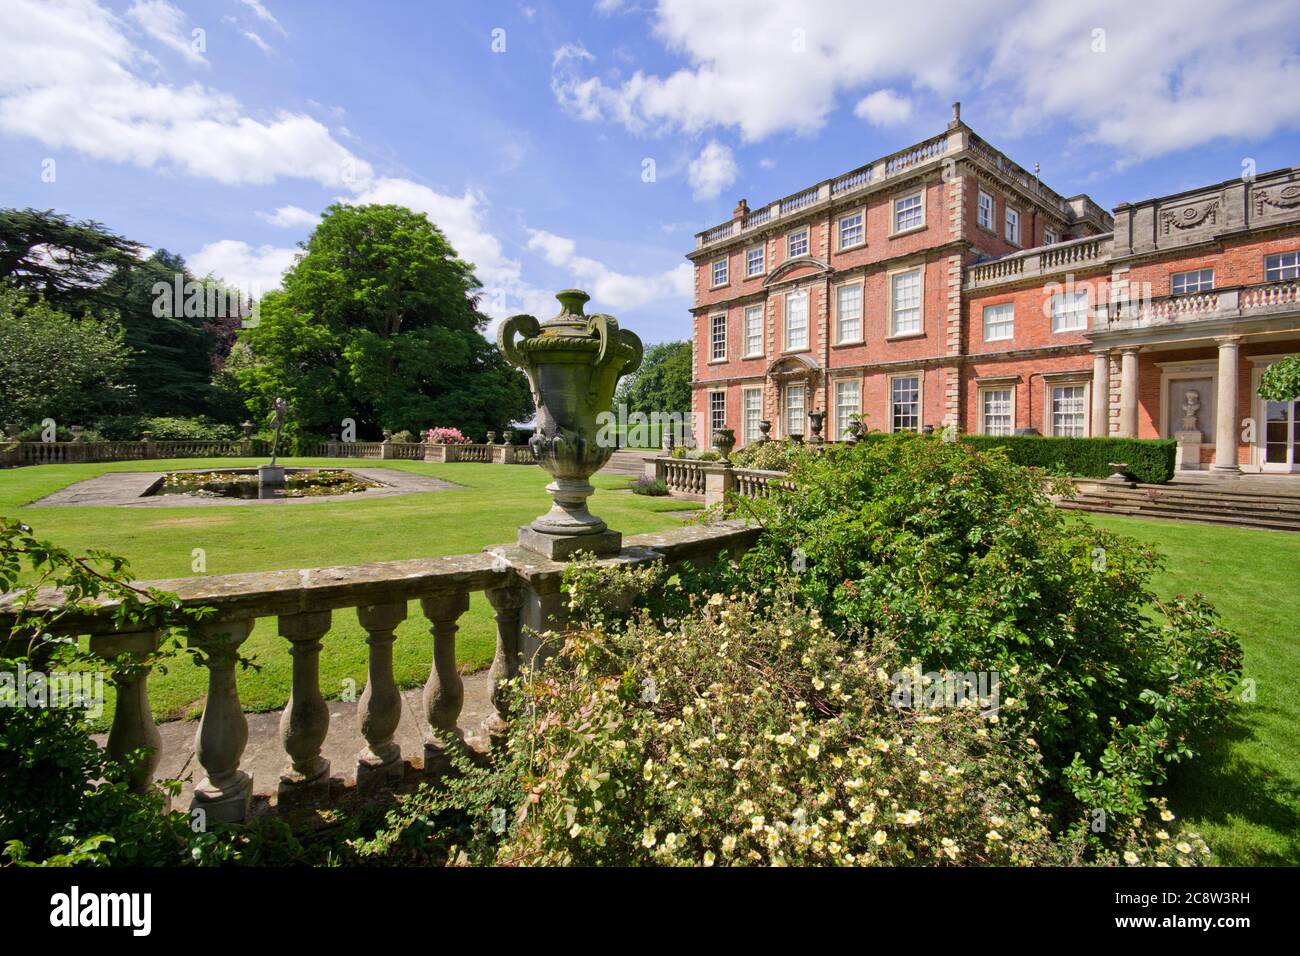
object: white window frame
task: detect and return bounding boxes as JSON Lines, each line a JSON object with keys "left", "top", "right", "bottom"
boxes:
{"left": 742, "top": 304, "right": 764, "bottom": 358}
{"left": 834, "top": 280, "right": 864, "bottom": 344}
{"left": 1004, "top": 206, "right": 1020, "bottom": 245}
{"left": 1047, "top": 381, "right": 1089, "bottom": 437}
{"left": 787, "top": 227, "right": 809, "bottom": 259}
{"left": 888, "top": 373, "right": 922, "bottom": 433}
{"left": 784, "top": 288, "right": 809, "bottom": 351}
{"left": 1044, "top": 228, "right": 1059, "bottom": 246}
{"left": 889, "top": 266, "right": 924, "bottom": 338}
{"left": 1171, "top": 268, "right": 1214, "bottom": 295}
{"left": 838, "top": 209, "right": 865, "bottom": 250}
{"left": 978, "top": 385, "right": 1016, "bottom": 436}
{"left": 1265, "top": 251, "right": 1300, "bottom": 281}
{"left": 709, "top": 312, "right": 727, "bottom": 361}
{"left": 977, "top": 190, "right": 995, "bottom": 231}
{"left": 711, "top": 256, "right": 728, "bottom": 287}
{"left": 742, "top": 386, "right": 764, "bottom": 445}
{"left": 833, "top": 378, "right": 861, "bottom": 440}
{"left": 783, "top": 383, "right": 807, "bottom": 438}
{"left": 1050, "top": 289, "right": 1091, "bottom": 333}
{"left": 708, "top": 390, "right": 727, "bottom": 443}
{"left": 892, "top": 191, "right": 925, "bottom": 234}
{"left": 745, "top": 245, "right": 766, "bottom": 278}
{"left": 982, "top": 302, "right": 1014, "bottom": 343}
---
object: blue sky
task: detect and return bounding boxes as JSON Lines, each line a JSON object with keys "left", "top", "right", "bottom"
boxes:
{"left": 2, "top": 0, "right": 1298, "bottom": 345}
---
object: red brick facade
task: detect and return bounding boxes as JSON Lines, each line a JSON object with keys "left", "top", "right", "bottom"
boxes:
{"left": 688, "top": 108, "right": 1300, "bottom": 473}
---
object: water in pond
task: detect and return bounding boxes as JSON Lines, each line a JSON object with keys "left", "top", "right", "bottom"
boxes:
{"left": 150, "top": 470, "right": 379, "bottom": 499}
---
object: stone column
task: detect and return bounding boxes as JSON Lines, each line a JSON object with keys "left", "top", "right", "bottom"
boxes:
{"left": 1091, "top": 350, "right": 1111, "bottom": 437}
{"left": 189, "top": 619, "right": 255, "bottom": 823}
{"left": 89, "top": 628, "right": 163, "bottom": 795}
{"left": 277, "top": 610, "right": 332, "bottom": 804}
{"left": 420, "top": 589, "right": 470, "bottom": 769}
{"left": 355, "top": 602, "right": 407, "bottom": 784}
{"left": 1213, "top": 336, "right": 1242, "bottom": 474}
{"left": 483, "top": 585, "right": 524, "bottom": 748}
{"left": 1118, "top": 348, "right": 1140, "bottom": 438}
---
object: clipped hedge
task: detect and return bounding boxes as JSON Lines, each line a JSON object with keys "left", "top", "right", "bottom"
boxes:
{"left": 958, "top": 434, "right": 1175, "bottom": 484}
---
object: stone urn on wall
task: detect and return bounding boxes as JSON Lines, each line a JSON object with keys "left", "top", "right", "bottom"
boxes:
{"left": 713, "top": 427, "right": 736, "bottom": 461}
{"left": 498, "top": 289, "right": 643, "bottom": 559}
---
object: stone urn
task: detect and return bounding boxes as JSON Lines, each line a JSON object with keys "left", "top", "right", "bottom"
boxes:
{"left": 845, "top": 419, "right": 863, "bottom": 444}
{"left": 498, "top": 289, "right": 643, "bottom": 558}
{"left": 713, "top": 427, "right": 736, "bottom": 461}
{"left": 808, "top": 410, "right": 825, "bottom": 444}
{"left": 757, "top": 419, "right": 771, "bottom": 443}
{"left": 487, "top": 431, "right": 497, "bottom": 445}
{"left": 241, "top": 420, "right": 255, "bottom": 439}
{"left": 503, "top": 428, "right": 515, "bottom": 446}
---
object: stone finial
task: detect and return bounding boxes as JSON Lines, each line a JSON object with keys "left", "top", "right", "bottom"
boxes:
{"left": 949, "top": 101, "right": 961, "bottom": 127}
{"left": 733, "top": 198, "right": 749, "bottom": 219}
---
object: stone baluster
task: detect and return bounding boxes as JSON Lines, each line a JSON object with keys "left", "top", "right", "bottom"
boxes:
{"left": 420, "top": 590, "right": 470, "bottom": 770}
{"left": 89, "top": 628, "right": 163, "bottom": 795}
{"left": 189, "top": 618, "right": 254, "bottom": 823}
{"left": 355, "top": 601, "right": 408, "bottom": 784}
{"left": 483, "top": 586, "right": 523, "bottom": 749}
{"left": 277, "top": 610, "right": 332, "bottom": 804}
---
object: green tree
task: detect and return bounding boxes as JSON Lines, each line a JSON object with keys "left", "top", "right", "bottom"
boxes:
{"left": 0, "top": 208, "right": 140, "bottom": 316}
{"left": 239, "top": 203, "right": 531, "bottom": 440}
{"left": 1258, "top": 354, "right": 1300, "bottom": 402}
{"left": 616, "top": 339, "right": 691, "bottom": 416}
{"left": 0, "top": 288, "right": 133, "bottom": 425}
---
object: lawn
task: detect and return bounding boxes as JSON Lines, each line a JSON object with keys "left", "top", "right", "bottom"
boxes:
{"left": 0, "top": 457, "right": 694, "bottom": 725}
{"left": 1, "top": 461, "right": 1294, "bottom": 865}
{"left": 1076, "top": 513, "right": 1300, "bottom": 868}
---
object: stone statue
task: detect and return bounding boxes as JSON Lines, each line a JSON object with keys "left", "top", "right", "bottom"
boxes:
{"left": 1180, "top": 389, "right": 1201, "bottom": 432}
{"left": 268, "top": 397, "right": 290, "bottom": 466}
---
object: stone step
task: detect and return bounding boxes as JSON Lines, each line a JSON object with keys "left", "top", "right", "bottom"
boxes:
{"left": 1057, "top": 498, "right": 1300, "bottom": 532}
{"left": 1070, "top": 490, "right": 1300, "bottom": 514}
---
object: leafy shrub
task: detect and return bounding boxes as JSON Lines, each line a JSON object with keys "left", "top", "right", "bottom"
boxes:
{"left": 1258, "top": 354, "right": 1300, "bottom": 402}
{"left": 425, "top": 427, "right": 471, "bottom": 445}
{"left": 491, "top": 563, "right": 1209, "bottom": 866}
{"left": 959, "top": 434, "right": 1175, "bottom": 484}
{"left": 96, "top": 415, "right": 238, "bottom": 442}
{"left": 629, "top": 477, "right": 669, "bottom": 496}
{"left": 731, "top": 438, "right": 812, "bottom": 472}
{"left": 727, "top": 434, "right": 1241, "bottom": 829}
{"left": 388, "top": 430, "right": 417, "bottom": 444}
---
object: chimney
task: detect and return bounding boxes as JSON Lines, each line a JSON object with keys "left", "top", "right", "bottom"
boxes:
{"left": 733, "top": 198, "right": 749, "bottom": 220}
{"left": 949, "top": 101, "right": 962, "bottom": 128}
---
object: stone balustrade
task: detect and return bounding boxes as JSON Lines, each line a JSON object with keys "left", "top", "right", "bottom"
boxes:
{"left": 964, "top": 235, "right": 1112, "bottom": 290}
{"left": 1103, "top": 280, "right": 1300, "bottom": 336}
{"left": 647, "top": 456, "right": 796, "bottom": 507}
{"left": 0, "top": 521, "right": 760, "bottom": 821}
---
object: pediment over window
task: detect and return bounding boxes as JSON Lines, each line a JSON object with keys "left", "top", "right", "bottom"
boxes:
{"left": 766, "top": 353, "right": 822, "bottom": 382}
{"left": 763, "top": 255, "right": 831, "bottom": 287}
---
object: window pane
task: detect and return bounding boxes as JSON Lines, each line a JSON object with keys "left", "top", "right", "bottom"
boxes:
{"left": 1005, "top": 208, "right": 1019, "bottom": 243}
{"left": 788, "top": 230, "right": 808, "bottom": 258}
{"left": 839, "top": 212, "right": 863, "bottom": 247}
{"left": 744, "top": 305, "right": 763, "bottom": 356}
{"left": 1051, "top": 290, "right": 1090, "bottom": 332}
{"left": 978, "top": 192, "right": 994, "bottom": 229}
{"left": 891, "top": 376, "right": 920, "bottom": 432}
{"left": 710, "top": 314, "right": 726, "bottom": 360}
{"left": 891, "top": 270, "right": 921, "bottom": 335}
{"left": 712, "top": 258, "right": 727, "bottom": 285}
{"left": 894, "top": 194, "right": 923, "bottom": 231}
{"left": 785, "top": 385, "right": 806, "bottom": 437}
{"left": 835, "top": 380, "right": 860, "bottom": 438}
{"left": 709, "top": 391, "right": 726, "bottom": 438}
{"left": 1171, "top": 269, "right": 1214, "bottom": 295}
{"left": 786, "top": 290, "right": 808, "bottom": 349}
{"left": 746, "top": 247, "right": 765, "bottom": 276}
{"left": 983, "top": 303, "right": 1014, "bottom": 341}
{"left": 981, "top": 388, "right": 1013, "bottom": 436}
{"left": 743, "top": 389, "right": 763, "bottom": 444}
{"left": 1265, "top": 252, "right": 1299, "bottom": 281}
{"left": 1051, "top": 384, "right": 1086, "bottom": 436}
{"left": 836, "top": 284, "right": 862, "bottom": 342}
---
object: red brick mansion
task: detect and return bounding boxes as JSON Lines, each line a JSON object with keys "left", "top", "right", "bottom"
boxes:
{"left": 687, "top": 104, "right": 1300, "bottom": 474}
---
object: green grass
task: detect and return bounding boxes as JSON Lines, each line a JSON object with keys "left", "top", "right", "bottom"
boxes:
{"left": 1076, "top": 513, "right": 1300, "bottom": 867}
{"left": 0, "top": 458, "right": 697, "bottom": 726}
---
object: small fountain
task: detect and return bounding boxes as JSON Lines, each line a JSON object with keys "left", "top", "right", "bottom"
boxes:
{"left": 258, "top": 397, "right": 290, "bottom": 495}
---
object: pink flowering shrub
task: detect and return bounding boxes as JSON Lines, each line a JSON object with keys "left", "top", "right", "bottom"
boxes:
{"left": 425, "top": 427, "right": 471, "bottom": 445}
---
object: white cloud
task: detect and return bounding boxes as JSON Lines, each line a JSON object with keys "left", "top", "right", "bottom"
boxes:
{"left": 551, "top": 0, "right": 1300, "bottom": 159}
{"left": 0, "top": 0, "right": 372, "bottom": 187}
{"left": 189, "top": 240, "right": 298, "bottom": 297}
{"left": 238, "top": 0, "right": 287, "bottom": 36}
{"left": 526, "top": 228, "right": 692, "bottom": 312}
{"left": 687, "top": 141, "right": 738, "bottom": 200}
{"left": 127, "top": 0, "right": 206, "bottom": 66}
{"left": 255, "top": 205, "right": 320, "bottom": 229}
{"left": 242, "top": 30, "right": 273, "bottom": 54}
{"left": 854, "top": 89, "right": 912, "bottom": 126}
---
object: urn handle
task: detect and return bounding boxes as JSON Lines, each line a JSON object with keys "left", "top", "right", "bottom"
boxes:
{"left": 497, "top": 313, "right": 541, "bottom": 370}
